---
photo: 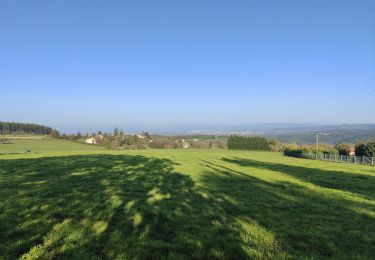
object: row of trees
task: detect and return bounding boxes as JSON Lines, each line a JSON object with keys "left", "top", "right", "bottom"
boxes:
{"left": 226, "top": 135, "right": 271, "bottom": 151}
{"left": 148, "top": 138, "right": 226, "bottom": 149}
{"left": 0, "top": 122, "right": 59, "bottom": 136}
{"left": 284, "top": 139, "right": 375, "bottom": 158}
{"left": 336, "top": 141, "right": 375, "bottom": 157}
{"left": 60, "top": 128, "right": 225, "bottom": 150}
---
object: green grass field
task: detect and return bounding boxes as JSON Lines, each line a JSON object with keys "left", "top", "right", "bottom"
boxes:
{"left": 1, "top": 139, "right": 374, "bottom": 259}
{"left": 0, "top": 138, "right": 104, "bottom": 154}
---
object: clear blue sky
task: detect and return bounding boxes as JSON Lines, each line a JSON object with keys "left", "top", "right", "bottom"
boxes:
{"left": 1, "top": 0, "right": 374, "bottom": 133}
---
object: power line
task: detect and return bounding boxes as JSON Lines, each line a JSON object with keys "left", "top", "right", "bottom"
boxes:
{"left": 332, "top": 74, "right": 375, "bottom": 125}
{"left": 338, "top": 86, "right": 375, "bottom": 123}
{"left": 344, "top": 95, "right": 375, "bottom": 123}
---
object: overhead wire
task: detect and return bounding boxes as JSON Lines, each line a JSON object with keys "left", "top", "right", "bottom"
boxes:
{"left": 332, "top": 74, "right": 375, "bottom": 125}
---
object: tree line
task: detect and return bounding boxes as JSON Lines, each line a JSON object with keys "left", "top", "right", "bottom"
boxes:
{"left": 0, "top": 122, "right": 59, "bottom": 136}
{"left": 336, "top": 141, "right": 375, "bottom": 157}
{"left": 284, "top": 139, "right": 375, "bottom": 158}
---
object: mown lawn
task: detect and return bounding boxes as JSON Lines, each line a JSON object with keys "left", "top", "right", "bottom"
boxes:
{"left": 0, "top": 147, "right": 374, "bottom": 259}
{"left": 0, "top": 138, "right": 104, "bottom": 154}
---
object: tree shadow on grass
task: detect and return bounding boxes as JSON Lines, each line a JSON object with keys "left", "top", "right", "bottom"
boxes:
{"left": 0, "top": 154, "right": 252, "bottom": 259}
{"left": 1, "top": 154, "right": 374, "bottom": 259}
{"left": 222, "top": 157, "right": 375, "bottom": 200}
{"left": 199, "top": 160, "right": 375, "bottom": 259}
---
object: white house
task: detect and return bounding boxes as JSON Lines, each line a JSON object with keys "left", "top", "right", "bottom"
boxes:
{"left": 182, "top": 139, "right": 190, "bottom": 149}
{"left": 137, "top": 134, "right": 145, "bottom": 139}
{"left": 176, "top": 138, "right": 190, "bottom": 149}
{"left": 85, "top": 137, "right": 97, "bottom": 144}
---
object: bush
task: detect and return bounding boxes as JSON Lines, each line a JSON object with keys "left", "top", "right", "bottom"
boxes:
{"left": 283, "top": 147, "right": 309, "bottom": 158}
{"left": 226, "top": 135, "right": 271, "bottom": 151}
{"left": 149, "top": 139, "right": 174, "bottom": 149}
{"left": 335, "top": 143, "right": 352, "bottom": 156}
{"left": 355, "top": 142, "right": 367, "bottom": 157}
{"left": 323, "top": 148, "right": 338, "bottom": 155}
{"left": 149, "top": 138, "right": 182, "bottom": 149}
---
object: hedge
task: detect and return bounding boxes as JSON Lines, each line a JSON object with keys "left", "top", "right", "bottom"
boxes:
{"left": 226, "top": 135, "right": 271, "bottom": 151}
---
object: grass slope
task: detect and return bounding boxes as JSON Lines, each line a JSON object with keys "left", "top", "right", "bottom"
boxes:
{"left": 0, "top": 148, "right": 374, "bottom": 259}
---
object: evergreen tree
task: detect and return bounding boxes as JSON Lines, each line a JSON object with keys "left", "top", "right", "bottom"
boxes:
{"left": 113, "top": 128, "right": 119, "bottom": 136}
{"left": 0, "top": 121, "right": 58, "bottom": 135}
{"left": 365, "top": 140, "right": 375, "bottom": 157}
{"left": 51, "top": 130, "right": 60, "bottom": 138}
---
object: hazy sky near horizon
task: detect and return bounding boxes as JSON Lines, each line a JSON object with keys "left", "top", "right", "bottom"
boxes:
{"left": 1, "top": 0, "right": 375, "bottom": 132}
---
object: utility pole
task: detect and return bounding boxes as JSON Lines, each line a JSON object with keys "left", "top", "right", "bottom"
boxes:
{"left": 316, "top": 133, "right": 319, "bottom": 151}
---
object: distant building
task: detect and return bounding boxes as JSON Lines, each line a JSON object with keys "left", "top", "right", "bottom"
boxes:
{"left": 137, "top": 134, "right": 145, "bottom": 139}
{"left": 182, "top": 140, "right": 190, "bottom": 149}
{"left": 85, "top": 137, "right": 97, "bottom": 144}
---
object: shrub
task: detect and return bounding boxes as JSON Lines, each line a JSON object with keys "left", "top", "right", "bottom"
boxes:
{"left": 283, "top": 147, "right": 309, "bottom": 158}
{"left": 323, "top": 148, "right": 338, "bottom": 155}
{"left": 148, "top": 138, "right": 188, "bottom": 149}
{"left": 335, "top": 143, "right": 352, "bottom": 156}
{"left": 355, "top": 142, "right": 367, "bottom": 157}
{"left": 190, "top": 140, "right": 205, "bottom": 149}
{"left": 149, "top": 139, "right": 175, "bottom": 149}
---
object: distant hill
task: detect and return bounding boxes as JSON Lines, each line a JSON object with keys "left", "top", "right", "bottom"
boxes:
{"left": 187, "top": 124, "right": 375, "bottom": 145}
{"left": 266, "top": 127, "right": 375, "bottom": 145}
{"left": 181, "top": 124, "right": 375, "bottom": 144}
